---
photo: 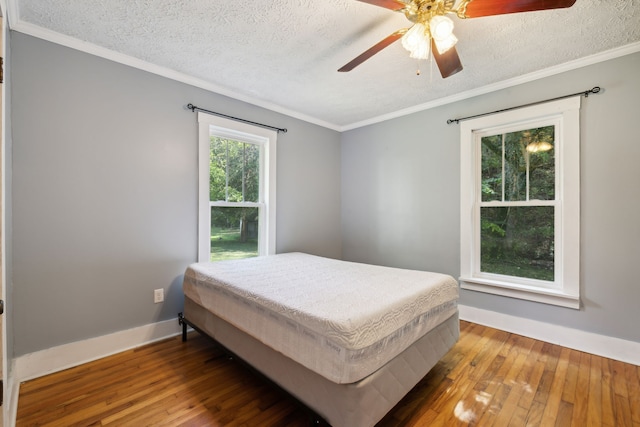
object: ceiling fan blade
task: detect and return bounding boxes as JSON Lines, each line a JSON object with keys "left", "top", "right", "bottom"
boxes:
{"left": 431, "top": 39, "right": 463, "bottom": 78}
{"left": 356, "top": 0, "right": 406, "bottom": 11}
{"left": 462, "top": 0, "right": 577, "bottom": 18}
{"left": 338, "top": 29, "right": 407, "bottom": 72}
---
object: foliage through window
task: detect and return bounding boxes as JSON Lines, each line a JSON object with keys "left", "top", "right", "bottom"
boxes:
{"left": 460, "top": 97, "right": 580, "bottom": 308}
{"left": 480, "top": 126, "right": 555, "bottom": 281}
{"left": 209, "top": 138, "right": 260, "bottom": 260}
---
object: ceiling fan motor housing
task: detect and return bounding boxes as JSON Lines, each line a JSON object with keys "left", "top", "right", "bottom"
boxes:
{"left": 403, "top": 0, "right": 461, "bottom": 23}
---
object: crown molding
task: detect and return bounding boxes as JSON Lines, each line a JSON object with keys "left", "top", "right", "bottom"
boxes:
{"left": 341, "top": 41, "right": 640, "bottom": 131}
{"left": 8, "top": 17, "right": 341, "bottom": 132}
{"left": 5, "top": 7, "right": 640, "bottom": 133}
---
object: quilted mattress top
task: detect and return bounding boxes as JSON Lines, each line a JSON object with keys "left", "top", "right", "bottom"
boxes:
{"left": 183, "top": 253, "right": 458, "bottom": 383}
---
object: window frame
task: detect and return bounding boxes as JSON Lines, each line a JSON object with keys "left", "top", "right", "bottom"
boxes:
{"left": 198, "top": 112, "right": 277, "bottom": 262}
{"left": 459, "top": 97, "right": 580, "bottom": 309}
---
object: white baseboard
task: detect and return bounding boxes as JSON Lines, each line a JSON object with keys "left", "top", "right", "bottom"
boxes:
{"left": 14, "top": 318, "right": 185, "bottom": 383}
{"left": 459, "top": 304, "right": 640, "bottom": 366}
{"left": 9, "top": 306, "right": 638, "bottom": 426}
{"left": 13, "top": 307, "right": 640, "bottom": 382}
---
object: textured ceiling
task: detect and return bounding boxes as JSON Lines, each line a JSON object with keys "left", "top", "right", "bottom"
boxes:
{"left": 9, "top": 0, "right": 640, "bottom": 129}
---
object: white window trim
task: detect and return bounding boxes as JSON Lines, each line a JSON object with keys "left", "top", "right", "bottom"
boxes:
{"left": 459, "top": 97, "right": 580, "bottom": 309}
{"left": 197, "top": 112, "right": 277, "bottom": 262}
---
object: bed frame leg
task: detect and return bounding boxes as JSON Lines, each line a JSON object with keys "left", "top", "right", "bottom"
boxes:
{"left": 178, "top": 312, "right": 187, "bottom": 342}
{"left": 309, "top": 413, "right": 328, "bottom": 426}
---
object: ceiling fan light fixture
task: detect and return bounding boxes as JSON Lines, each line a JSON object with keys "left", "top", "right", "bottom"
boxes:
{"left": 430, "top": 15, "right": 455, "bottom": 40}
{"left": 401, "top": 23, "right": 430, "bottom": 59}
{"left": 430, "top": 15, "right": 458, "bottom": 54}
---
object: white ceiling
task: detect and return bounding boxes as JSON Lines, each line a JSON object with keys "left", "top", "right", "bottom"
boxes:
{"left": 8, "top": 0, "right": 640, "bottom": 130}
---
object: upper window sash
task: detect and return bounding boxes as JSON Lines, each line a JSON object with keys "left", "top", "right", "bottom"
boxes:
{"left": 209, "top": 136, "right": 264, "bottom": 204}
{"left": 475, "top": 119, "right": 559, "bottom": 204}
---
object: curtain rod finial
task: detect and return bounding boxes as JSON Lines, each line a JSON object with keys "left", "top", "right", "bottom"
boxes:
{"left": 588, "top": 86, "right": 601, "bottom": 96}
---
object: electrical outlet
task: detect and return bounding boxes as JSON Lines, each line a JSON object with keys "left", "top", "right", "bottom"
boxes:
{"left": 154, "top": 288, "right": 164, "bottom": 304}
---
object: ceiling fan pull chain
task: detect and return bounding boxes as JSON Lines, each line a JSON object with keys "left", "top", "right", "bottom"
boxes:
{"left": 429, "top": 52, "right": 434, "bottom": 84}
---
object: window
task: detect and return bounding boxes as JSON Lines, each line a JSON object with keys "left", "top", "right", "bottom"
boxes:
{"left": 460, "top": 97, "right": 580, "bottom": 308}
{"left": 198, "top": 113, "right": 276, "bottom": 262}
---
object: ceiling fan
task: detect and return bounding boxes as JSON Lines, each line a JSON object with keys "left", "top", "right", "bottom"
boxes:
{"left": 338, "top": 0, "right": 577, "bottom": 78}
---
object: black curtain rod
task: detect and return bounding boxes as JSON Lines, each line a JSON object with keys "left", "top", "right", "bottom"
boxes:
{"left": 187, "top": 103, "right": 288, "bottom": 133}
{"left": 447, "top": 86, "right": 601, "bottom": 125}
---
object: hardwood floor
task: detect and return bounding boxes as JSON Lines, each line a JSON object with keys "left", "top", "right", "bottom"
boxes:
{"left": 17, "top": 321, "right": 640, "bottom": 426}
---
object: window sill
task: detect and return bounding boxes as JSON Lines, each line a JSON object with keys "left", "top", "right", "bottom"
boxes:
{"left": 459, "top": 277, "right": 580, "bottom": 309}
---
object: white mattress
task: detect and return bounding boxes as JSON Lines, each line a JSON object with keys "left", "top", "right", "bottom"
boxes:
{"left": 183, "top": 252, "right": 458, "bottom": 384}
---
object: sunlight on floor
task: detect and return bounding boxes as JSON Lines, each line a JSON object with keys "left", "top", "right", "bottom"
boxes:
{"left": 454, "top": 400, "right": 477, "bottom": 423}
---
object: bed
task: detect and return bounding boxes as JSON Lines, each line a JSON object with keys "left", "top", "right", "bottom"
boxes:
{"left": 179, "top": 252, "right": 459, "bottom": 426}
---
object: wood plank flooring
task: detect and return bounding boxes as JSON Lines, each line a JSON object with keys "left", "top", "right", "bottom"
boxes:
{"left": 16, "top": 321, "right": 640, "bottom": 426}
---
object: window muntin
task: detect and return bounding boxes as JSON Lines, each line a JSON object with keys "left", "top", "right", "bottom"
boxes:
{"left": 459, "top": 97, "right": 580, "bottom": 309}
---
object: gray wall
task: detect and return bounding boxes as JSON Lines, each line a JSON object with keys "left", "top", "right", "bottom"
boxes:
{"left": 342, "top": 52, "right": 640, "bottom": 343}
{"left": 9, "top": 29, "right": 639, "bottom": 358}
{"left": 9, "top": 32, "right": 342, "bottom": 356}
